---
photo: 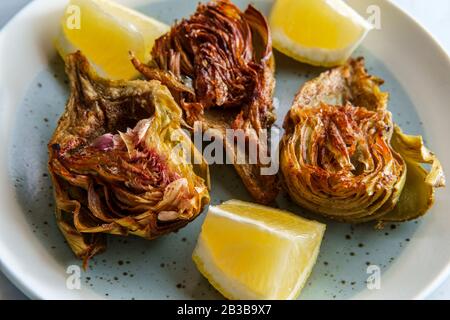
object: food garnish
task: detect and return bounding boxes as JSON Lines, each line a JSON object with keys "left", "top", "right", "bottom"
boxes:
{"left": 270, "top": 0, "right": 373, "bottom": 66}
{"left": 192, "top": 200, "right": 325, "bottom": 300}
{"left": 131, "top": 0, "right": 279, "bottom": 204}
{"left": 280, "top": 58, "right": 445, "bottom": 223}
{"left": 56, "top": 0, "right": 169, "bottom": 80}
{"left": 48, "top": 52, "right": 209, "bottom": 266}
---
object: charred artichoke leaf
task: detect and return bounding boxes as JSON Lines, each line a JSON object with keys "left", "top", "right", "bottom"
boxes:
{"left": 280, "top": 102, "right": 406, "bottom": 223}
{"left": 379, "top": 125, "right": 446, "bottom": 222}
{"left": 48, "top": 52, "right": 209, "bottom": 264}
{"left": 281, "top": 57, "right": 445, "bottom": 224}
{"left": 281, "top": 58, "right": 405, "bottom": 222}
{"left": 133, "top": 0, "right": 279, "bottom": 204}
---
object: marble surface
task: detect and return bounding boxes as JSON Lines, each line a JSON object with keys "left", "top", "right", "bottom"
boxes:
{"left": 0, "top": 0, "right": 449, "bottom": 300}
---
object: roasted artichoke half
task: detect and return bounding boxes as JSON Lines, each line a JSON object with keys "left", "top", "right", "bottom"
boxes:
{"left": 131, "top": 0, "right": 279, "bottom": 204}
{"left": 48, "top": 52, "right": 210, "bottom": 265}
{"left": 280, "top": 58, "right": 445, "bottom": 223}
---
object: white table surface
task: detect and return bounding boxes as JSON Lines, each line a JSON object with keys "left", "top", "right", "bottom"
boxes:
{"left": 0, "top": 0, "right": 449, "bottom": 300}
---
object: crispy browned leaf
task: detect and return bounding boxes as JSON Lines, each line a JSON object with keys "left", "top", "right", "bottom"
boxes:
{"left": 132, "top": 0, "right": 279, "bottom": 204}
{"left": 48, "top": 52, "right": 209, "bottom": 265}
{"left": 280, "top": 58, "right": 444, "bottom": 223}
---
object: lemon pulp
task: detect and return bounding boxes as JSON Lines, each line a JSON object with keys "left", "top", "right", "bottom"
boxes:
{"left": 56, "top": 0, "right": 169, "bottom": 80}
{"left": 193, "top": 200, "right": 326, "bottom": 300}
{"left": 270, "top": 0, "right": 373, "bottom": 66}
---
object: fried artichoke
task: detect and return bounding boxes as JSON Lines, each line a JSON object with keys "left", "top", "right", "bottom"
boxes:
{"left": 48, "top": 52, "right": 210, "bottom": 265}
{"left": 280, "top": 58, "right": 445, "bottom": 223}
{"left": 131, "top": 0, "right": 279, "bottom": 204}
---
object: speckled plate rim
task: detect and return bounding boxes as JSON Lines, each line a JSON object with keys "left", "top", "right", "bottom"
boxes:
{"left": 0, "top": 0, "right": 449, "bottom": 300}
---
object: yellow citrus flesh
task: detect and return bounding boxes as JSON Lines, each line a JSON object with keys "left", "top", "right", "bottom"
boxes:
{"left": 56, "top": 0, "right": 169, "bottom": 80}
{"left": 192, "top": 200, "right": 326, "bottom": 300}
{"left": 270, "top": 0, "right": 373, "bottom": 66}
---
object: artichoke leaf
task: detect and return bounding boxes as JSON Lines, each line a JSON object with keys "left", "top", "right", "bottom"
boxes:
{"left": 280, "top": 58, "right": 445, "bottom": 224}
{"left": 280, "top": 101, "right": 406, "bottom": 222}
{"left": 133, "top": 0, "right": 279, "bottom": 204}
{"left": 48, "top": 52, "right": 210, "bottom": 264}
{"left": 380, "top": 125, "right": 446, "bottom": 222}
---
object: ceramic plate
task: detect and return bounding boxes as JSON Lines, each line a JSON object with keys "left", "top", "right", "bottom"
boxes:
{"left": 1, "top": 0, "right": 449, "bottom": 300}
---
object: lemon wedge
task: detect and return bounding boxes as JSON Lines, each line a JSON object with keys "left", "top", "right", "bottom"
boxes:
{"left": 192, "top": 200, "right": 326, "bottom": 300}
{"left": 55, "top": 0, "right": 169, "bottom": 80}
{"left": 269, "top": 0, "right": 373, "bottom": 66}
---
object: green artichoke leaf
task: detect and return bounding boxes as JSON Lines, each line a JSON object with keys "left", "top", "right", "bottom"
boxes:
{"left": 380, "top": 125, "right": 446, "bottom": 222}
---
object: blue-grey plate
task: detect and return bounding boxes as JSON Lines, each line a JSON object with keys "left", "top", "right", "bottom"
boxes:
{"left": 0, "top": 0, "right": 449, "bottom": 300}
